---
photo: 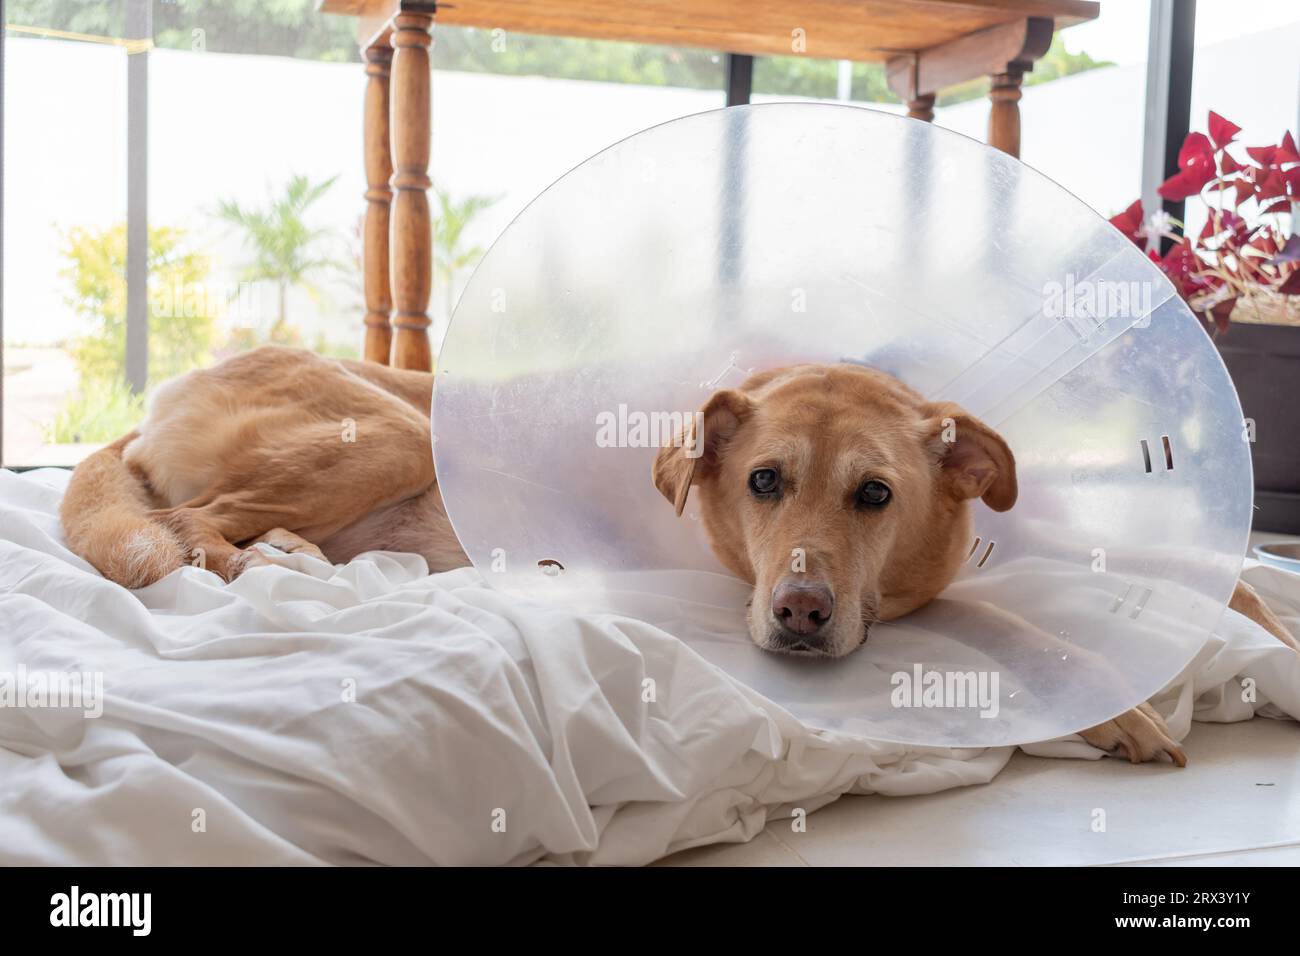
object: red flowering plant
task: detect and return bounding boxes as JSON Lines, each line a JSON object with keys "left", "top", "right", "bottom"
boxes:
{"left": 1109, "top": 111, "right": 1300, "bottom": 333}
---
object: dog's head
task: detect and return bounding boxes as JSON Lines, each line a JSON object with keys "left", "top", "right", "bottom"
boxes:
{"left": 653, "top": 364, "right": 1017, "bottom": 658}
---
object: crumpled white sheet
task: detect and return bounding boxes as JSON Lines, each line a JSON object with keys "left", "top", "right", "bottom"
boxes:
{"left": 0, "top": 467, "right": 1296, "bottom": 865}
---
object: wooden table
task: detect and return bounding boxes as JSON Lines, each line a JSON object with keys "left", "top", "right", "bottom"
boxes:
{"left": 319, "top": 0, "right": 1099, "bottom": 371}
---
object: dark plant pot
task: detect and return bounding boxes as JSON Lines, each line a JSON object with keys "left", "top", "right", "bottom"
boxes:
{"left": 1216, "top": 321, "right": 1300, "bottom": 534}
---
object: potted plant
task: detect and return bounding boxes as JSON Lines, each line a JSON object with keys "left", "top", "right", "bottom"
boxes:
{"left": 1109, "top": 112, "right": 1300, "bottom": 531}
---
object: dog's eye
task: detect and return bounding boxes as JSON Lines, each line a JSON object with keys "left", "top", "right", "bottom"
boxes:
{"left": 749, "top": 468, "right": 780, "bottom": 497}
{"left": 857, "top": 480, "right": 891, "bottom": 508}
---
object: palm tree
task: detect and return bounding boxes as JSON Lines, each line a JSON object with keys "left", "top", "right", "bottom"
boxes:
{"left": 433, "top": 185, "right": 500, "bottom": 326}
{"left": 217, "top": 174, "right": 342, "bottom": 340}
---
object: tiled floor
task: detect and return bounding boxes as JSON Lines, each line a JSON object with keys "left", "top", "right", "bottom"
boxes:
{"left": 658, "top": 720, "right": 1300, "bottom": 866}
{"left": 658, "top": 533, "right": 1300, "bottom": 867}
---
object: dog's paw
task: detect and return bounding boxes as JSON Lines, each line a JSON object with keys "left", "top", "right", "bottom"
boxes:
{"left": 222, "top": 547, "right": 271, "bottom": 582}
{"left": 251, "top": 528, "right": 327, "bottom": 561}
{"left": 1079, "top": 702, "right": 1187, "bottom": 767}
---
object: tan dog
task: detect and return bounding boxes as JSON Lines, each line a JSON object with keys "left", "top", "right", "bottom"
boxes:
{"left": 63, "top": 349, "right": 1295, "bottom": 765}
{"left": 61, "top": 346, "right": 466, "bottom": 588}
{"left": 654, "top": 363, "right": 1300, "bottom": 764}
{"left": 655, "top": 363, "right": 1015, "bottom": 659}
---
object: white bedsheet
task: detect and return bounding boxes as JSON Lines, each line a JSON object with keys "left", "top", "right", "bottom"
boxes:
{"left": 1, "top": 467, "right": 1297, "bottom": 865}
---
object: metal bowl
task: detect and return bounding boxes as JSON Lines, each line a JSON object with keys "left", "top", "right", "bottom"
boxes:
{"left": 1254, "top": 542, "right": 1300, "bottom": 574}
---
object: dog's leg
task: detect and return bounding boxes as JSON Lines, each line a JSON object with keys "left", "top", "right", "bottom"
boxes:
{"left": 157, "top": 507, "right": 268, "bottom": 582}
{"left": 1075, "top": 582, "right": 1295, "bottom": 767}
{"left": 1229, "top": 579, "right": 1300, "bottom": 653}
{"left": 147, "top": 411, "right": 435, "bottom": 581}
{"left": 1079, "top": 701, "right": 1188, "bottom": 767}
{"left": 154, "top": 492, "right": 370, "bottom": 582}
{"left": 158, "top": 520, "right": 327, "bottom": 582}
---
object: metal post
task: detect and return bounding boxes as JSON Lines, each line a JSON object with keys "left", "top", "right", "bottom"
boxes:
{"left": 719, "top": 107, "right": 748, "bottom": 290}
{"left": 836, "top": 59, "right": 852, "bottom": 101}
{"left": 0, "top": 7, "right": 6, "bottom": 463}
{"left": 725, "top": 53, "right": 753, "bottom": 107}
{"left": 1141, "top": 0, "right": 1196, "bottom": 255}
{"left": 1, "top": 8, "right": 7, "bottom": 462}
{"left": 126, "top": 0, "right": 151, "bottom": 394}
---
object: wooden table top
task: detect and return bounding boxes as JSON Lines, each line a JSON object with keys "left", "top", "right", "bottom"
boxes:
{"left": 319, "top": 0, "right": 1099, "bottom": 60}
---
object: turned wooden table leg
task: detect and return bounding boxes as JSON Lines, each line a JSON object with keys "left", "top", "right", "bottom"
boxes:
{"left": 907, "top": 93, "right": 936, "bottom": 123}
{"left": 988, "top": 68, "right": 1024, "bottom": 157}
{"left": 389, "top": 11, "right": 434, "bottom": 372}
{"left": 363, "top": 45, "right": 394, "bottom": 365}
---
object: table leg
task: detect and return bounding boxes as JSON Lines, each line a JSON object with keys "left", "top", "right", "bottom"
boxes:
{"left": 389, "top": 11, "right": 434, "bottom": 371}
{"left": 907, "top": 93, "right": 936, "bottom": 123}
{"left": 988, "top": 68, "right": 1024, "bottom": 157}
{"left": 363, "top": 45, "right": 394, "bottom": 364}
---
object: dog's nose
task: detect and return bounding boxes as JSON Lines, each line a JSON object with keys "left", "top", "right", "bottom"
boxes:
{"left": 771, "top": 579, "right": 834, "bottom": 636}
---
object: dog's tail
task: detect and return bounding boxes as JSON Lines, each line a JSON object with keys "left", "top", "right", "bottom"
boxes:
{"left": 60, "top": 431, "right": 186, "bottom": 588}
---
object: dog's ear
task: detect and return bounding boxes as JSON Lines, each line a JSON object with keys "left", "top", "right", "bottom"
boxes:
{"left": 921, "top": 402, "right": 1018, "bottom": 512}
{"left": 653, "top": 389, "right": 754, "bottom": 516}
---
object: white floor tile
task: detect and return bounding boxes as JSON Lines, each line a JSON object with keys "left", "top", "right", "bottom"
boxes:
{"left": 655, "top": 828, "right": 806, "bottom": 866}
{"left": 1117, "top": 843, "right": 1300, "bottom": 866}
{"left": 655, "top": 719, "right": 1300, "bottom": 866}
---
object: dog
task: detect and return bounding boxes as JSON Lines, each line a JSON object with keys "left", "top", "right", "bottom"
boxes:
{"left": 652, "top": 362, "right": 1300, "bottom": 764}
{"left": 63, "top": 348, "right": 1296, "bottom": 765}
{"left": 61, "top": 346, "right": 467, "bottom": 588}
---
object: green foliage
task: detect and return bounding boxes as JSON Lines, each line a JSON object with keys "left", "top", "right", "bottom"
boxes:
{"left": 216, "top": 173, "right": 343, "bottom": 337}
{"left": 7, "top": 0, "right": 126, "bottom": 39}
{"left": 58, "top": 223, "right": 215, "bottom": 386}
{"left": 9, "top": 0, "right": 360, "bottom": 61}
{"left": 152, "top": 0, "right": 358, "bottom": 60}
{"left": 1027, "top": 34, "right": 1114, "bottom": 87}
{"left": 754, "top": 58, "right": 896, "bottom": 102}
{"left": 936, "top": 35, "right": 1115, "bottom": 107}
{"left": 45, "top": 375, "right": 148, "bottom": 444}
{"left": 433, "top": 185, "right": 501, "bottom": 320}
{"left": 432, "top": 28, "right": 725, "bottom": 89}
{"left": 311, "top": 331, "right": 361, "bottom": 360}
{"left": 437, "top": 26, "right": 1109, "bottom": 105}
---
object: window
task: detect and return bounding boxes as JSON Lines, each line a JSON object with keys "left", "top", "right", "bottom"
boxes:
{"left": 1184, "top": 0, "right": 1300, "bottom": 240}
{"left": 4, "top": 1, "right": 365, "bottom": 466}
{"left": 2, "top": 8, "right": 723, "bottom": 466}
{"left": 428, "top": 27, "right": 724, "bottom": 342}
{"left": 5, "top": 2, "right": 1289, "bottom": 468}
{"left": 751, "top": 3, "right": 1152, "bottom": 221}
